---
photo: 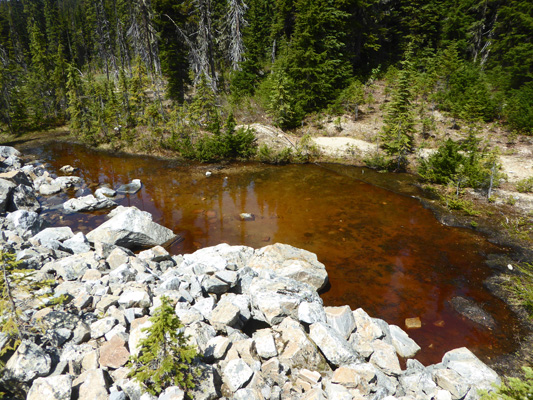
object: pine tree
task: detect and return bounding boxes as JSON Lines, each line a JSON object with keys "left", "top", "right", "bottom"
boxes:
{"left": 127, "top": 296, "right": 198, "bottom": 396}
{"left": 380, "top": 47, "right": 415, "bottom": 171}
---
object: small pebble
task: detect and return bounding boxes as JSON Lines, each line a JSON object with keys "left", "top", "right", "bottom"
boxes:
{"left": 206, "top": 171, "right": 212, "bottom": 177}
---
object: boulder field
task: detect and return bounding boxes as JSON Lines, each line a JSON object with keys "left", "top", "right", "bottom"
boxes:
{"left": 0, "top": 146, "right": 500, "bottom": 400}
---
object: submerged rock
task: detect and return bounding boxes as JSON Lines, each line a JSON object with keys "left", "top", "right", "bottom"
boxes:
{"left": 116, "top": 179, "right": 142, "bottom": 194}
{"left": 63, "top": 194, "right": 117, "bottom": 212}
{"left": 450, "top": 297, "right": 496, "bottom": 329}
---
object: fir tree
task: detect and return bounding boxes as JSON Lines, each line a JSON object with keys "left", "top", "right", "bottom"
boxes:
{"left": 127, "top": 296, "right": 198, "bottom": 396}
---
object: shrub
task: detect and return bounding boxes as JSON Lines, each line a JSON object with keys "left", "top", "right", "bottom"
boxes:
{"left": 127, "top": 296, "right": 198, "bottom": 396}
{"left": 505, "top": 82, "right": 533, "bottom": 135}
{"left": 481, "top": 366, "right": 533, "bottom": 399}
{"left": 516, "top": 177, "right": 533, "bottom": 193}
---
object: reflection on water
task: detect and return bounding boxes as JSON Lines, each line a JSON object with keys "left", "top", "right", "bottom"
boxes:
{"left": 21, "top": 141, "right": 524, "bottom": 365}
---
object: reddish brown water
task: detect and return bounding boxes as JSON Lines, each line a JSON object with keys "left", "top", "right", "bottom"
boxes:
{"left": 21, "top": 141, "right": 525, "bottom": 366}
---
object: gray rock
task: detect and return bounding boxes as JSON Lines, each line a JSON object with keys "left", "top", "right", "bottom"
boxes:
{"left": 202, "top": 276, "right": 230, "bottom": 294}
{"left": 40, "top": 182, "right": 62, "bottom": 195}
{"left": 138, "top": 246, "right": 171, "bottom": 262}
{"left": 64, "top": 194, "right": 117, "bottom": 212}
{"left": 253, "top": 329, "right": 278, "bottom": 359}
{"left": 389, "top": 325, "right": 421, "bottom": 358}
{"left": 325, "top": 305, "right": 356, "bottom": 340}
{"left": 0, "top": 178, "right": 16, "bottom": 212}
{"left": 309, "top": 322, "right": 359, "bottom": 367}
{"left": 324, "top": 382, "right": 353, "bottom": 400}
{"left": 32, "top": 227, "right": 74, "bottom": 243}
{"left": 189, "top": 363, "right": 218, "bottom": 400}
{"left": 55, "top": 176, "right": 83, "bottom": 189}
{"left": 90, "top": 317, "right": 118, "bottom": 339}
{"left": 223, "top": 358, "right": 254, "bottom": 392}
{"left": 107, "top": 247, "right": 133, "bottom": 269}
{"left": 95, "top": 186, "right": 117, "bottom": 199}
{"left": 117, "top": 179, "right": 142, "bottom": 194}
{"left": 0, "top": 170, "right": 32, "bottom": 186}
{"left": 249, "top": 243, "right": 329, "bottom": 291}
{"left": 0, "top": 146, "right": 21, "bottom": 158}
{"left": 204, "top": 336, "right": 231, "bottom": 362}
{"left": 442, "top": 347, "right": 500, "bottom": 391}
{"left": 27, "top": 375, "right": 73, "bottom": 400}
{"left": 42, "top": 252, "right": 99, "bottom": 281}
{"left": 118, "top": 288, "right": 151, "bottom": 308}
{"left": 63, "top": 232, "right": 91, "bottom": 254}
{"left": 4, "top": 341, "right": 52, "bottom": 382}
{"left": 450, "top": 297, "right": 496, "bottom": 329}
{"left": 86, "top": 206, "right": 177, "bottom": 249}
{"left": 192, "top": 296, "right": 216, "bottom": 320}
{"left": 370, "top": 340, "right": 402, "bottom": 377}
{"left": 5, "top": 209, "right": 42, "bottom": 238}
{"left": 298, "top": 301, "right": 327, "bottom": 325}
{"left": 11, "top": 184, "right": 40, "bottom": 212}
{"left": 59, "top": 165, "right": 78, "bottom": 175}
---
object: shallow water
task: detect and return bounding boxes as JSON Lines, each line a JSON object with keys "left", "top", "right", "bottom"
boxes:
{"left": 20, "top": 141, "right": 524, "bottom": 365}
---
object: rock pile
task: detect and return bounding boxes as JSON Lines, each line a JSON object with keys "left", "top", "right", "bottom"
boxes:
{"left": 0, "top": 145, "right": 500, "bottom": 400}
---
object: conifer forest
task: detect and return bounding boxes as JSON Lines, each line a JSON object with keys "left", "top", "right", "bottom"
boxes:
{"left": 0, "top": 0, "right": 531, "bottom": 150}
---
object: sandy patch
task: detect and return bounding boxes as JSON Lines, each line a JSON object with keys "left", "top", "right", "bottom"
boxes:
{"left": 312, "top": 137, "right": 377, "bottom": 158}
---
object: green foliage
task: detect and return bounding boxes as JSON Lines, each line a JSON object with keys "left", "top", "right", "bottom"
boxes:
{"left": 508, "top": 263, "right": 533, "bottom": 318}
{"left": 263, "top": 65, "right": 301, "bottom": 129}
{"left": 440, "top": 193, "right": 480, "bottom": 216}
{"left": 419, "top": 131, "right": 503, "bottom": 194}
{"left": 0, "top": 251, "right": 54, "bottom": 355}
{"left": 127, "top": 296, "right": 198, "bottom": 396}
{"left": 505, "top": 82, "right": 533, "bottom": 135}
{"left": 481, "top": 366, "right": 533, "bottom": 400}
{"left": 257, "top": 144, "right": 293, "bottom": 164}
{"left": 516, "top": 177, "right": 533, "bottom": 193}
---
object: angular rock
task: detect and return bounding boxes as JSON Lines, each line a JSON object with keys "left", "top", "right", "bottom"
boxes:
{"left": 11, "top": 184, "right": 40, "bottom": 212}
{"left": 90, "top": 317, "right": 118, "bottom": 339}
{"left": 442, "top": 347, "right": 500, "bottom": 389}
{"left": 204, "top": 336, "right": 231, "bottom": 362}
{"left": 159, "top": 386, "right": 185, "bottom": 400}
{"left": 76, "top": 369, "right": 109, "bottom": 400}
{"left": 298, "top": 301, "right": 327, "bottom": 325}
{"left": 189, "top": 363, "right": 218, "bottom": 400}
{"left": 223, "top": 358, "right": 254, "bottom": 393}
{"left": 63, "top": 232, "right": 91, "bottom": 254}
{"left": 249, "top": 243, "right": 328, "bottom": 291}
{"left": 27, "top": 375, "right": 73, "bottom": 400}
{"left": 138, "top": 245, "right": 171, "bottom": 262}
{"left": 0, "top": 146, "right": 21, "bottom": 158}
{"left": 118, "top": 288, "right": 151, "bottom": 308}
{"left": 60, "top": 165, "right": 78, "bottom": 175}
{"left": 202, "top": 276, "right": 230, "bottom": 295}
{"left": 309, "top": 322, "right": 359, "bottom": 367}
{"left": 32, "top": 227, "right": 74, "bottom": 244}
{"left": 64, "top": 194, "right": 117, "bottom": 212}
{"left": 209, "top": 302, "right": 241, "bottom": 332}
{"left": 86, "top": 206, "right": 177, "bottom": 249}
{"left": 99, "top": 335, "right": 130, "bottom": 369}
{"left": 253, "top": 329, "right": 278, "bottom": 359}
{"left": 40, "top": 182, "right": 62, "bottom": 195}
{"left": 5, "top": 209, "right": 42, "bottom": 238}
{"left": 369, "top": 340, "right": 402, "bottom": 376}
{"left": 433, "top": 368, "right": 469, "bottom": 399}
{"left": 389, "top": 325, "right": 421, "bottom": 358}
{"left": 55, "top": 176, "right": 83, "bottom": 189}
{"left": 129, "top": 319, "right": 152, "bottom": 357}
{"left": 324, "top": 382, "right": 353, "bottom": 400}
{"left": 4, "top": 341, "right": 52, "bottom": 382}
{"left": 42, "top": 252, "right": 99, "bottom": 281}
{"left": 0, "top": 178, "right": 16, "bottom": 212}
{"left": 117, "top": 179, "right": 142, "bottom": 194}
{"left": 325, "top": 305, "right": 356, "bottom": 340}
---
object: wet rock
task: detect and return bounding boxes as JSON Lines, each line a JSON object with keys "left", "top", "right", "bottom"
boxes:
{"left": 249, "top": 243, "right": 328, "bottom": 291}
{"left": 309, "top": 321, "right": 359, "bottom": 367}
{"left": 27, "top": 375, "right": 73, "bottom": 400}
{"left": 117, "top": 179, "right": 142, "bottom": 194}
{"left": 60, "top": 165, "right": 78, "bottom": 175}
{"left": 405, "top": 317, "right": 422, "bottom": 329}
{"left": 240, "top": 212, "right": 255, "bottom": 221}
{"left": 86, "top": 206, "right": 178, "bottom": 249}
{"left": 40, "top": 182, "right": 62, "bottom": 195}
{"left": 3, "top": 341, "right": 52, "bottom": 382}
{"left": 64, "top": 194, "right": 117, "bottom": 212}
{"left": 389, "top": 324, "right": 421, "bottom": 358}
{"left": 450, "top": 297, "right": 496, "bottom": 329}
{"left": 95, "top": 186, "right": 117, "bottom": 199}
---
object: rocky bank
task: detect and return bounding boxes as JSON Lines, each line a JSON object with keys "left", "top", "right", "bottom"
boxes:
{"left": 0, "top": 145, "right": 501, "bottom": 400}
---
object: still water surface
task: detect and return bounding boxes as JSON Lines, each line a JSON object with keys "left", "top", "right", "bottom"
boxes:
{"left": 21, "top": 141, "right": 524, "bottom": 366}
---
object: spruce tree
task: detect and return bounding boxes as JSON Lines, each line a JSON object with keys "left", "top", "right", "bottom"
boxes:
{"left": 127, "top": 296, "right": 198, "bottom": 396}
{"left": 380, "top": 47, "right": 415, "bottom": 171}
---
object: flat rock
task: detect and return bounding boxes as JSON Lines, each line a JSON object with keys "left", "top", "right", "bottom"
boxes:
{"left": 248, "top": 243, "right": 329, "bottom": 291}
{"left": 86, "top": 206, "right": 177, "bottom": 249}
{"left": 117, "top": 179, "right": 142, "bottom": 194}
{"left": 325, "top": 305, "right": 356, "bottom": 340}
{"left": 11, "top": 184, "right": 41, "bottom": 212}
{"left": 223, "top": 358, "right": 254, "bottom": 393}
{"left": 450, "top": 297, "right": 496, "bottom": 329}
{"left": 252, "top": 329, "right": 278, "bottom": 359}
{"left": 64, "top": 194, "right": 117, "bottom": 212}
{"left": 99, "top": 335, "right": 130, "bottom": 369}
{"left": 370, "top": 340, "right": 402, "bottom": 376}
{"left": 76, "top": 368, "right": 109, "bottom": 400}
{"left": 95, "top": 186, "right": 117, "bottom": 198}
